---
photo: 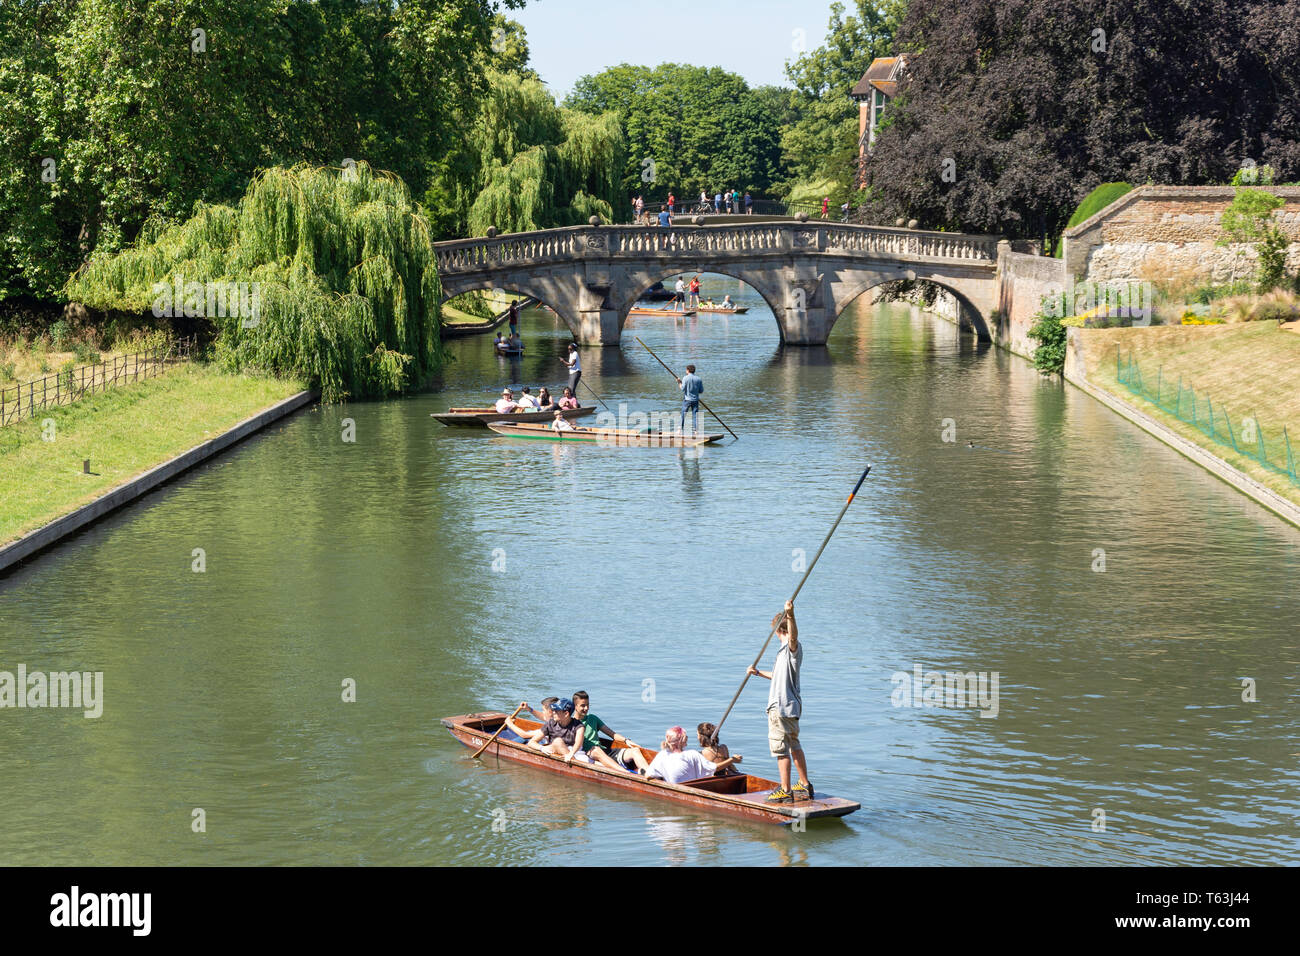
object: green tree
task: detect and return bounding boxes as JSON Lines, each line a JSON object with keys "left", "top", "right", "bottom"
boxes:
{"left": 566, "top": 63, "right": 784, "bottom": 202}
{"left": 1219, "top": 188, "right": 1287, "bottom": 289}
{"left": 780, "top": 1, "right": 906, "bottom": 194}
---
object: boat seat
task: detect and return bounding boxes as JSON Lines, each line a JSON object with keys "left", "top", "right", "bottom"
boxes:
{"left": 681, "top": 774, "right": 750, "bottom": 795}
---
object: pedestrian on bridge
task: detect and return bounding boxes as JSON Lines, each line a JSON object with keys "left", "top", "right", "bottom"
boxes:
{"left": 745, "top": 191, "right": 752, "bottom": 214}
{"left": 714, "top": 192, "right": 722, "bottom": 214}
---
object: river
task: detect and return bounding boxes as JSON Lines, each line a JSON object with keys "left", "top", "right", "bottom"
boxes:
{"left": 2, "top": 274, "right": 1297, "bottom": 866}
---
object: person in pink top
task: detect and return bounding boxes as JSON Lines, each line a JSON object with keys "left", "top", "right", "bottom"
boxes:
{"left": 495, "top": 389, "right": 518, "bottom": 414}
{"left": 557, "top": 387, "right": 579, "bottom": 410}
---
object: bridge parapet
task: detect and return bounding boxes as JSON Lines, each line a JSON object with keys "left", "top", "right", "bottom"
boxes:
{"left": 433, "top": 222, "right": 1001, "bottom": 277}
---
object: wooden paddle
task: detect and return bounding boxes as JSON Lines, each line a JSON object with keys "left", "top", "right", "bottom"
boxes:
{"left": 634, "top": 337, "right": 738, "bottom": 440}
{"left": 471, "top": 702, "right": 528, "bottom": 759}
{"left": 708, "top": 465, "right": 872, "bottom": 745}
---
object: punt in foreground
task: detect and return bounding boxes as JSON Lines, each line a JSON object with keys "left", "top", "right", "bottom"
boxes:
{"left": 443, "top": 711, "right": 860, "bottom": 826}
{"left": 432, "top": 405, "right": 597, "bottom": 427}
{"left": 486, "top": 421, "right": 724, "bottom": 446}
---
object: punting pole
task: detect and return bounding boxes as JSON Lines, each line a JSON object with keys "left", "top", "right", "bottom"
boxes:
{"left": 708, "top": 465, "right": 872, "bottom": 744}
{"left": 634, "top": 336, "right": 738, "bottom": 440}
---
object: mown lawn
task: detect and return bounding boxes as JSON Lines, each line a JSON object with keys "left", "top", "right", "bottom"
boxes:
{"left": 0, "top": 363, "right": 306, "bottom": 546}
{"left": 1081, "top": 322, "right": 1300, "bottom": 507}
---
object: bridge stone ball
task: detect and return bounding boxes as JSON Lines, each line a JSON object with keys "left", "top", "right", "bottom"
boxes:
{"left": 589, "top": 215, "right": 601, "bottom": 226}
{"left": 486, "top": 226, "right": 497, "bottom": 238}
{"left": 907, "top": 219, "right": 919, "bottom": 230}
{"left": 797, "top": 212, "right": 810, "bottom": 222}
{"left": 694, "top": 215, "right": 705, "bottom": 225}
{"left": 895, "top": 218, "right": 906, "bottom": 227}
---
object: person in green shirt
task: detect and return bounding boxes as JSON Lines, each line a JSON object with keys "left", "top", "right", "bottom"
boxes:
{"left": 571, "top": 691, "right": 651, "bottom": 773}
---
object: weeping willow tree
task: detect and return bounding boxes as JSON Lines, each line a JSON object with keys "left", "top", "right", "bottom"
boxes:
{"left": 426, "top": 70, "right": 624, "bottom": 238}
{"left": 65, "top": 163, "right": 444, "bottom": 401}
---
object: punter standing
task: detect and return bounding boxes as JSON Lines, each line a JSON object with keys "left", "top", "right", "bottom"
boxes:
{"left": 748, "top": 599, "right": 810, "bottom": 803}
{"left": 677, "top": 364, "right": 703, "bottom": 435}
{"left": 562, "top": 341, "right": 582, "bottom": 395}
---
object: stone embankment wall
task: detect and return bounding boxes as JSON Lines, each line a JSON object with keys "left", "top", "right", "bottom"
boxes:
{"left": 994, "top": 249, "right": 1066, "bottom": 360}
{"left": 1063, "top": 186, "right": 1300, "bottom": 284}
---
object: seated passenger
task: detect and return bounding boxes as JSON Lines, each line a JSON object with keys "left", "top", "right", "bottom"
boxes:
{"left": 534, "top": 698, "right": 583, "bottom": 758}
{"left": 502, "top": 697, "right": 557, "bottom": 744}
{"left": 508, "top": 333, "right": 522, "bottom": 350}
{"left": 494, "top": 333, "right": 506, "bottom": 349}
{"left": 697, "top": 722, "right": 740, "bottom": 775}
{"left": 516, "top": 387, "right": 540, "bottom": 409}
{"left": 557, "top": 387, "right": 579, "bottom": 410}
{"left": 572, "top": 690, "right": 651, "bottom": 774}
{"left": 495, "top": 389, "right": 518, "bottom": 414}
{"left": 536, "top": 387, "right": 555, "bottom": 411}
{"left": 550, "top": 409, "right": 574, "bottom": 431}
{"left": 646, "top": 726, "right": 741, "bottom": 784}
{"left": 721, "top": 294, "right": 734, "bottom": 310}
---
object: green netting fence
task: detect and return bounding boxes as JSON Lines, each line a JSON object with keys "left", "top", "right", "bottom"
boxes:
{"left": 1116, "top": 349, "right": 1299, "bottom": 487}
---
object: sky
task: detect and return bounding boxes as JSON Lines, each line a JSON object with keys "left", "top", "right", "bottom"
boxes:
{"left": 512, "top": 0, "right": 845, "bottom": 99}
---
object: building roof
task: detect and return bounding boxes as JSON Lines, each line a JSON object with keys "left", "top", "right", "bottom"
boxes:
{"left": 851, "top": 56, "right": 907, "bottom": 99}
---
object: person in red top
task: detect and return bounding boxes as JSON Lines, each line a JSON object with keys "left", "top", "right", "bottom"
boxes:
{"left": 688, "top": 275, "right": 700, "bottom": 309}
{"left": 821, "top": 196, "right": 829, "bottom": 219}
{"left": 667, "top": 192, "right": 675, "bottom": 214}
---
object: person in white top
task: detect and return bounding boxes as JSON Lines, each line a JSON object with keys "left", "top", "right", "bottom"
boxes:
{"left": 549, "top": 409, "right": 574, "bottom": 431}
{"left": 673, "top": 277, "right": 686, "bottom": 311}
{"left": 495, "top": 389, "right": 518, "bottom": 414}
{"left": 646, "top": 726, "right": 741, "bottom": 784}
{"left": 561, "top": 342, "right": 582, "bottom": 395}
{"left": 515, "top": 387, "right": 540, "bottom": 409}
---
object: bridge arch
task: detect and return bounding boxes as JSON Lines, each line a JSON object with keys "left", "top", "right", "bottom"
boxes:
{"left": 826, "top": 273, "right": 993, "bottom": 342}
{"left": 616, "top": 267, "right": 786, "bottom": 339}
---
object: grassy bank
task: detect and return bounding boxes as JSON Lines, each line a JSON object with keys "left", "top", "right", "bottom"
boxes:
{"left": 0, "top": 363, "right": 305, "bottom": 546}
{"left": 1080, "top": 322, "right": 1300, "bottom": 506}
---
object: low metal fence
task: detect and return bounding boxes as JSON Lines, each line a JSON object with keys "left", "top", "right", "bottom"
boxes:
{"left": 1, "top": 337, "right": 196, "bottom": 427}
{"left": 1117, "top": 349, "right": 1298, "bottom": 486}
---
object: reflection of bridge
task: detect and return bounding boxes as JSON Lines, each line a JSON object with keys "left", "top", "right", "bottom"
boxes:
{"left": 434, "top": 221, "right": 1002, "bottom": 346}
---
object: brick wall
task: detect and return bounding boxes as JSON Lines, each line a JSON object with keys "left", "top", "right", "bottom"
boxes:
{"left": 1063, "top": 186, "right": 1300, "bottom": 284}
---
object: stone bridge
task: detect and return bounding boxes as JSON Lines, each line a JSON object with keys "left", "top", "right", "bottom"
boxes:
{"left": 434, "top": 221, "right": 1003, "bottom": 346}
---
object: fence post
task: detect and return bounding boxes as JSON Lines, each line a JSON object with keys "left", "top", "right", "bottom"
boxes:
{"left": 1156, "top": 367, "right": 1162, "bottom": 406}
{"left": 1285, "top": 426, "right": 1297, "bottom": 483}
{"left": 1255, "top": 409, "right": 1266, "bottom": 464}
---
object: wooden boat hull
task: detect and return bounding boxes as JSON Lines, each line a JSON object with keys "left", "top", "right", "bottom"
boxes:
{"left": 432, "top": 406, "right": 596, "bottom": 427}
{"left": 629, "top": 307, "right": 697, "bottom": 316}
{"left": 442, "top": 712, "right": 860, "bottom": 826}
{"left": 695, "top": 306, "right": 749, "bottom": 314}
{"left": 486, "top": 422, "right": 724, "bottom": 446}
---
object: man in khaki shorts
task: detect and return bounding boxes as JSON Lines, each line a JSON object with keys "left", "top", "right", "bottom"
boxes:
{"left": 748, "top": 599, "right": 811, "bottom": 803}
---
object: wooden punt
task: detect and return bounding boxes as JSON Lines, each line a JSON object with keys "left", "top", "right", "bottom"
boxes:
{"left": 694, "top": 305, "right": 749, "bottom": 314}
{"left": 443, "top": 711, "right": 860, "bottom": 826}
{"left": 629, "top": 306, "right": 697, "bottom": 317}
{"left": 432, "top": 405, "right": 596, "bottom": 427}
{"left": 486, "top": 421, "right": 724, "bottom": 447}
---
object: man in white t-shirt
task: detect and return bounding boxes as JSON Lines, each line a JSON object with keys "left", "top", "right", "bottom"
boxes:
{"left": 515, "top": 387, "right": 540, "bottom": 409}
{"left": 646, "top": 726, "right": 741, "bottom": 784}
{"left": 495, "top": 389, "right": 518, "bottom": 414}
{"left": 673, "top": 277, "right": 686, "bottom": 311}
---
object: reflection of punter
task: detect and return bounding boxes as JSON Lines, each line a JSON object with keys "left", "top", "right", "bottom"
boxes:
{"left": 748, "top": 600, "right": 811, "bottom": 803}
{"left": 677, "top": 364, "right": 702, "bottom": 435}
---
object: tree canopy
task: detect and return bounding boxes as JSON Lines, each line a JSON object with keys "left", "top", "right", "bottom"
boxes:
{"left": 565, "top": 63, "right": 785, "bottom": 201}
{"left": 863, "top": 0, "right": 1300, "bottom": 240}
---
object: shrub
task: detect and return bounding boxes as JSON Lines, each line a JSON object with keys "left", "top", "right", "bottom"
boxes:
{"left": 72, "top": 342, "right": 100, "bottom": 364}
{"left": 49, "top": 320, "right": 73, "bottom": 350}
{"left": 0, "top": 361, "right": 16, "bottom": 383}
{"left": 1251, "top": 290, "right": 1300, "bottom": 323}
{"left": 59, "top": 359, "right": 76, "bottom": 390}
{"left": 1257, "top": 227, "right": 1289, "bottom": 292}
{"left": 1028, "top": 301, "right": 1067, "bottom": 375}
